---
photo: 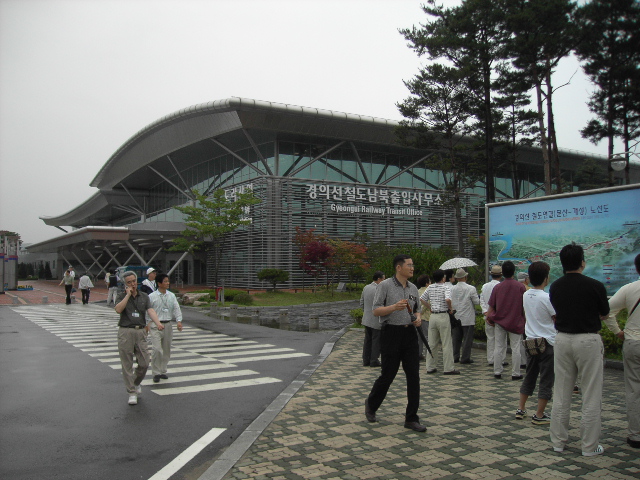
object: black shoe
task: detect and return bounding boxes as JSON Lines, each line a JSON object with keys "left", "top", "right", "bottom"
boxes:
{"left": 503, "top": 362, "right": 509, "bottom": 366}
{"left": 365, "top": 399, "right": 377, "bottom": 423}
{"left": 404, "top": 421, "right": 427, "bottom": 432}
{"left": 418, "top": 355, "right": 426, "bottom": 361}
{"left": 153, "top": 375, "right": 161, "bottom": 383}
{"left": 454, "top": 359, "right": 460, "bottom": 363}
{"left": 370, "top": 361, "right": 382, "bottom": 367}
{"left": 512, "top": 375, "right": 524, "bottom": 381}
{"left": 363, "top": 363, "right": 370, "bottom": 367}
{"left": 460, "top": 359, "right": 474, "bottom": 364}
{"left": 627, "top": 437, "right": 640, "bottom": 449}
{"left": 160, "top": 374, "right": 168, "bottom": 379}
{"left": 426, "top": 369, "right": 437, "bottom": 374}
{"left": 443, "top": 370, "right": 461, "bottom": 375}
{"left": 494, "top": 374, "right": 502, "bottom": 379}
{"left": 520, "top": 364, "right": 527, "bottom": 369}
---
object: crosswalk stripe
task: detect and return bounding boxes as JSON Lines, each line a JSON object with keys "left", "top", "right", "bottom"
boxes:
{"left": 152, "top": 377, "right": 282, "bottom": 395}
{"left": 11, "top": 305, "right": 309, "bottom": 396}
{"left": 142, "top": 369, "right": 258, "bottom": 385}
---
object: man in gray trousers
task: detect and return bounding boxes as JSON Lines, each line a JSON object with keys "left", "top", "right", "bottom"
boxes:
{"left": 361, "top": 271, "right": 385, "bottom": 367}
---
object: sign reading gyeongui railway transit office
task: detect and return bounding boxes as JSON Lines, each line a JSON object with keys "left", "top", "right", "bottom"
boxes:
{"left": 306, "top": 182, "right": 443, "bottom": 217}
{"left": 486, "top": 184, "right": 640, "bottom": 296}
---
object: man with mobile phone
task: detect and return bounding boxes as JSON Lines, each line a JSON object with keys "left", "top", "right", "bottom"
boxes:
{"left": 114, "top": 270, "right": 163, "bottom": 406}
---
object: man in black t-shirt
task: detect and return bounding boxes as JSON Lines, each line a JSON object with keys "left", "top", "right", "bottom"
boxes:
{"left": 549, "top": 243, "right": 609, "bottom": 457}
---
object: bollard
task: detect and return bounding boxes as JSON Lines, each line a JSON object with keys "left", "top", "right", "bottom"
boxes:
{"left": 279, "top": 309, "right": 290, "bottom": 330}
{"left": 229, "top": 304, "right": 238, "bottom": 323}
{"left": 12, "top": 296, "right": 19, "bottom": 304}
{"left": 42, "top": 296, "right": 48, "bottom": 304}
{"left": 251, "top": 308, "right": 260, "bottom": 325}
{"left": 309, "top": 315, "right": 319, "bottom": 332}
{"left": 71, "top": 295, "right": 77, "bottom": 304}
{"left": 210, "top": 301, "right": 218, "bottom": 319}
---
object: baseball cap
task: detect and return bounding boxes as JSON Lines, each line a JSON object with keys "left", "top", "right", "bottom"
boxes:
{"left": 146, "top": 267, "right": 156, "bottom": 275}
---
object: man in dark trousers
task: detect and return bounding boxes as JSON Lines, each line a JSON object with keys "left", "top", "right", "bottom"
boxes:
{"left": 549, "top": 243, "right": 610, "bottom": 457}
{"left": 360, "top": 271, "right": 385, "bottom": 367}
{"left": 365, "top": 255, "right": 425, "bottom": 432}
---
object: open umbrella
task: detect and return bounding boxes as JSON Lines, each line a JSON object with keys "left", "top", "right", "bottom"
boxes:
{"left": 439, "top": 257, "right": 478, "bottom": 270}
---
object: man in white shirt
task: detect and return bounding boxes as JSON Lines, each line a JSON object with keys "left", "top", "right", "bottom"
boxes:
{"left": 148, "top": 273, "right": 183, "bottom": 383}
{"left": 451, "top": 269, "right": 480, "bottom": 364}
{"left": 480, "top": 265, "right": 503, "bottom": 366}
{"left": 606, "top": 253, "right": 640, "bottom": 449}
{"left": 78, "top": 273, "right": 94, "bottom": 304}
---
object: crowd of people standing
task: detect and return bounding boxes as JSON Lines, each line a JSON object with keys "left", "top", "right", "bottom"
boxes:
{"left": 361, "top": 246, "right": 639, "bottom": 455}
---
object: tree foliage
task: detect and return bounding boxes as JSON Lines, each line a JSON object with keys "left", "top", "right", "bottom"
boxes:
{"left": 327, "top": 239, "right": 369, "bottom": 286}
{"left": 575, "top": 0, "right": 640, "bottom": 186}
{"left": 257, "top": 268, "right": 290, "bottom": 291}
{"left": 170, "top": 188, "right": 260, "bottom": 285}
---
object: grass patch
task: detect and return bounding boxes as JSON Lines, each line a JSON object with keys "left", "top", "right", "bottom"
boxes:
{"left": 249, "top": 290, "right": 360, "bottom": 307}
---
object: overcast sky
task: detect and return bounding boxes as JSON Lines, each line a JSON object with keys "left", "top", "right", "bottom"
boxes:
{"left": 0, "top": 0, "right": 607, "bottom": 245}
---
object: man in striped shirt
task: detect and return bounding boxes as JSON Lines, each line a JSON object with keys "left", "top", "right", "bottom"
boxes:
{"left": 421, "top": 269, "right": 459, "bottom": 375}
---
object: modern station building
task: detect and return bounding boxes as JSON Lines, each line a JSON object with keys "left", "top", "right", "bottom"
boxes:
{"left": 26, "top": 97, "right": 637, "bottom": 288}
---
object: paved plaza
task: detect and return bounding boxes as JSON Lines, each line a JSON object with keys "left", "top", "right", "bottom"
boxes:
{"left": 221, "top": 330, "right": 639, "bottom": 480}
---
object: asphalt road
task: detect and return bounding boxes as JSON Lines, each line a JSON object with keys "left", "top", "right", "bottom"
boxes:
{"left": 0, "top": 304, "right": 334, "bottom": 480}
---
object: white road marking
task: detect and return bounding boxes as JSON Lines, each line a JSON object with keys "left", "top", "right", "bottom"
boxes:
{"left": 147, "top": 427, "right": 226, "bottom": 480}
{"left": 152, "top": 377, "right": 282, "bottom": 395}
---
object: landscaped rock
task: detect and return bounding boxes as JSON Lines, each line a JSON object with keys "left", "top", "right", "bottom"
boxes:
{"left": 193, "top": 301, "right": 209, "bottom": 307}
{"left": 182, "top": 293, "right": 210, "bottom": 305}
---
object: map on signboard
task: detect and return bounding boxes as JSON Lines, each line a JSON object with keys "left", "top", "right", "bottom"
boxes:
{"left": 487, "top": 187, "right": 640, "bottom": 295}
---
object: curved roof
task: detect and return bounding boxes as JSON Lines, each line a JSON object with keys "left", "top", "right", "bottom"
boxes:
{"left": 90, "top": 97, "right": 399, "bottom": 190}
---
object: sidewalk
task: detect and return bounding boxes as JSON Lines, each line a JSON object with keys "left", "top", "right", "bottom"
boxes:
{"left": 217, "top": 330, "right": 639, "bottom": 480}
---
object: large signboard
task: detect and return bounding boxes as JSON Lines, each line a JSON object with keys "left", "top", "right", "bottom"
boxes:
{"left": 486, "top": 185, "right": 640, "bottom": 295}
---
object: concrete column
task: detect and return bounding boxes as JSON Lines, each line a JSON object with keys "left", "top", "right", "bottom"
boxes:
{"left": 12, "top": 296, "right": 19, "bottom": 304}
{"left": 251, "top": 308, "right": 260, "bottom": 325}
{"left": 42, "top": 296, "right": 48, "bottom": 304}
{"left": 309, "top": 315, "right": 319, "bottom": 332}
{"left": 279, "top": 309, "right": 290, "bottom": 330}
{"left": 230, "top": 304, "right": 238, "bottom": 322}
{"left": 71, "top": 295, "right": 76, "bottom": 304}
{"left": 210, "top": 301, "right": 218, "bottom": 319}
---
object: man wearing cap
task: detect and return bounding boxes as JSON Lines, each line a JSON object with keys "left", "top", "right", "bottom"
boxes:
{"left": 451, "top": 268, "right": 480, "bottom": 364}
{"left": 481, "top": 265, "right": 503, "bottom": 366}
{"left": 140, "top": 268, "right": 157, "bottom": 295}
{"left": 518, "top": 272, "right": 531, "bottom": 290}
{"left": 68, "top": 265, "right": 76, "bottom": 278}
{"left": 115, "top": 270, "right": 163, "bottom": 406}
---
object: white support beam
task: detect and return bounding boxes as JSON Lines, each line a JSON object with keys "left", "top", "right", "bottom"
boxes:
{"left": 103, "top": 248, "right": 123, "bottom": 268}
{"left": 119, "top": 184, "right": 145, "bottom": 215}
{"left": 349, "top": 142, "right": 370, "bottom": 184}
{"left": 148, "top": 165, "right": 196, "bottom": 201}
{"left": 242, "top": 129, "right": 273, "bottom": 175}
{"left": 288, "top": 141, "right": 346, "bottom": 177}
{"left": 125, "top": 241, "right": 147, "bottom": 265}
{"left": 210, "top": 138, "right": 265, "bottom": 176}
{"left": 379, "top": 153, "right": 436, "bottom": 186}
{"left": 166, "top": 155, "right": 191, "bottom": 192}
{"left": 167, "top": 251, "right": 190, "bottom": 277}
{"left": 147, "top": 247, "right": 164, "bottom": 265}
{"left": 85, "top": 250, "right": 108, "bottom": 278}
{"left": 72, "top": 252, "right": 90, "bottom": 274}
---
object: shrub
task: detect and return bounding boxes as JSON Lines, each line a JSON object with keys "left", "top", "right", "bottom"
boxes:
{"left": 233, "top": 293, "right": 254, "bottom": 305}
{"left": 346, "top": 283, "right": 365, "bottom": 292}
{"left": 224, "top": 289, "right": 245, "bottom": 301}
{"left": 350, "top": 308, "right": 364, "bottom": 325}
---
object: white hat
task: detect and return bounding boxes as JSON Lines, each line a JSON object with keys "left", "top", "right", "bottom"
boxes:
{"left": 146, "top": 267, "right": 156, "bottom": 275}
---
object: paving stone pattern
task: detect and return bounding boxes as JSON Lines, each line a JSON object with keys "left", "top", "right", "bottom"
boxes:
{"left": 223, "top": 331, "right": 640, "bottom": 480}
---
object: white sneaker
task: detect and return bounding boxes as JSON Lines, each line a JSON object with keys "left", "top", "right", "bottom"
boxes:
{"left": 128, "top": 395, "right": 138, "bottom": 405}
{"left": 135, "top": 384, "right": 142, "bottom": 396}
{"left": 582, "top": 445, "right": 604, "bottom": 457}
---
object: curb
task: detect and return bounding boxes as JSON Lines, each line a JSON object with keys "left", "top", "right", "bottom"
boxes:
{"left": 197, "top": 326, "right": 350, "bottom": 480}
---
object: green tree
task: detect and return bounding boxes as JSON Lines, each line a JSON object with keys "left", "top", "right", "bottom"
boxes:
{"left": 256, "top": 268, "right": 289, "bottom": 291}
{"left": 505, "top": 0, "right": 578, "bottom": 195}
{"left": 170, "top": 188, "right": 260, "bottom": 285}
{"left": 398, "top": 63, "right": 482, "bottom": 255}
{"left": 44, "top": 262, "right": 52, "bottom": 280}
{"left": 573, "top": 158, "right": 608, "bottom": 191}
{"left": 401, "top": 0, "right": 510, "bottom": 204}
{"left": 575, "top": 0, "right": 640, "bottom": 186}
